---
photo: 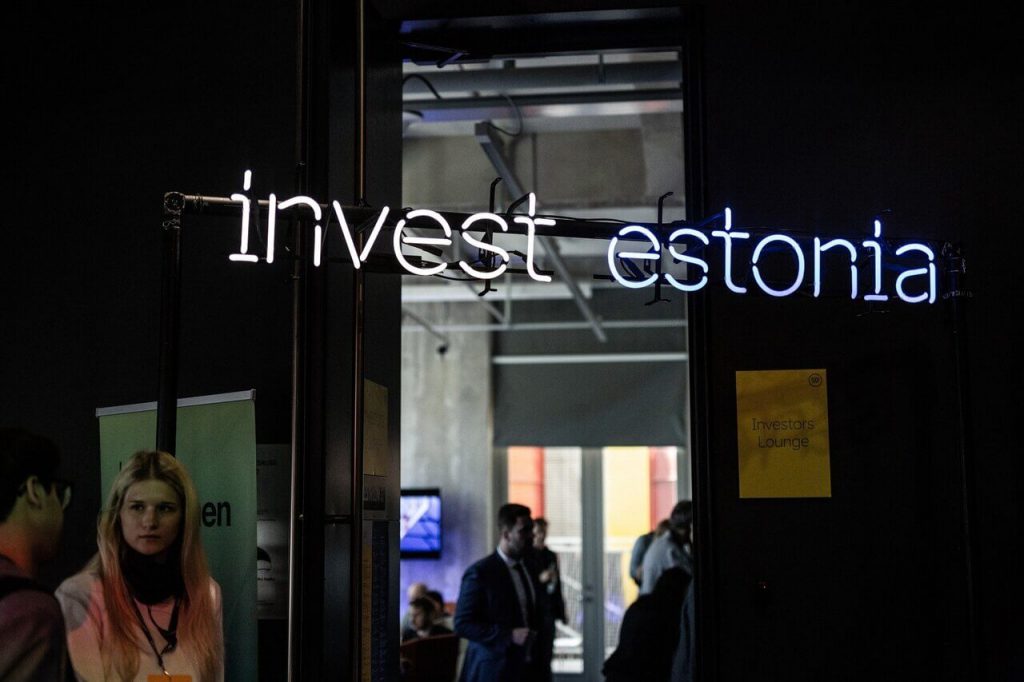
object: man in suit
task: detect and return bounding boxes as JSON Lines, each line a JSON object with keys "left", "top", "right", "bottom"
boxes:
{"left": 455, "top": 503, "right": 543, "bottom": 682}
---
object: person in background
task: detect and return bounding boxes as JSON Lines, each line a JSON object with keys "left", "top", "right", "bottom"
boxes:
{"left": 401, "top": 595, "right": 453, "bottom": 642}
{"left": 57, "top": 450, "right": 224, "bottom": 681}
{"left": 401, "top": 581, "right": 429, "bottom": 633}
{"left": 528, "top": 517, "right": 565, "bottom": 682}
{"left": 455, "top": 503, "right": 542, "bottom": 682}
{"left": 408, "top": 581, "right": 429, "bottom": 603}
{"left": 426, "top": 588, "right": 454, "bottom": 630}
{"left": 640, "top": 501, "right": 692, "bottom": 595}
{"left": 0, "top": 427, "right": 70, "bottom": 681}
{"left": 425, "top": 588, "right": 444, "bottom": 613}
{"left": 669, "top": 575, "right": 696, "bottom": 682}
{"left": 639, "top": 502, "right": 696, "bottom": 682}
{"left": 603, "top": 566, "right": 689, "bottom": 682}
{"left": 629, "top": 518, "right": 670, "bottom": 588}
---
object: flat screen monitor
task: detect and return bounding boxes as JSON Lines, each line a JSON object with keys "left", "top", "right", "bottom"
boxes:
{"left": 400, "top": 488, "right": 442, "bottom": 559}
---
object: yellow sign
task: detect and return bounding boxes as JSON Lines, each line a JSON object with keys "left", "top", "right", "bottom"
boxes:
{"left": 735, "top": 369, "right": 831, "bottom": 498}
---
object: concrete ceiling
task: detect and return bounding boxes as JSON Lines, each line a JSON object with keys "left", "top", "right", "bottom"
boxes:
{"left": 399, "top": 45, "right": 687, "bottom": 336}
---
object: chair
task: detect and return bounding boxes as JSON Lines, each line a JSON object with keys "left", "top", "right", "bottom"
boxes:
{"left": 400, "top": 633, "right": 460, "bottom": 682}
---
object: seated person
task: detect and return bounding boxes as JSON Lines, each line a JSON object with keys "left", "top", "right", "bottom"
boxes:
{"left": 400, "top": 582, "right": 429, "bottom": 634}
{"left": 401, "top": 596, "right": 453, "bottom": 642}
{"left": 425, "top": 588, "right": 454, "bottom": 630}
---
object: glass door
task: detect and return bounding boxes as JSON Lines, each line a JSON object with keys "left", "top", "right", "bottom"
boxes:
{"left": 508, "top": 445, "right": 685, "bottom": 682}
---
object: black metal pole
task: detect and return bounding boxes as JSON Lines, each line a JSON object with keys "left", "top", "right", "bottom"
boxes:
{"left": 945, "top": 244, "right": 982, "bottom": 681}
{"left": 287, "top": 0, "right": 310, "bottom": 677}
{"left": 138, "top": 192, "right": 664, "bottom": 242}
{"left": 287, "top": 202, "right": 307, "bottom": 682}
{"left": 349, "top": 1, "right": 367, "bottom": 680}
{"left": 681, "top": 6, "right": 716, "bottom": 682}
{"left": 156, "top": 193, "right": 184, "bottom": 455}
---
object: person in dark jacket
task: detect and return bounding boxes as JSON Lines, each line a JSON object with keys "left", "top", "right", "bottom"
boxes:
{"left": 527, "top": 517, "right": 566, "bottom": 682}
{"left": 455, "top": 503, "right": 543, "bottom": 682}
{"left": 602, "top": 566, "right": 690, "bottom": 682}
{"left": 0, "top": 427, "right": 70, "bottom": 681}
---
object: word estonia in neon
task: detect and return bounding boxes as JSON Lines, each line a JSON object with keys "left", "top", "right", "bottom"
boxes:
{"left": 608, "top": 208, "right": 936, "bottom": 304}
{"left": 228, "top": 171, "right": 938, "bottom": 304}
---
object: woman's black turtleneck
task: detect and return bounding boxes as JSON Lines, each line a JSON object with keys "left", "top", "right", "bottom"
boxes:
{"left": 122, "top": 547, "right": 184, "bottom": 605}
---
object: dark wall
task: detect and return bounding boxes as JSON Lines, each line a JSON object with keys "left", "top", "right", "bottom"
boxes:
{"left": 698, "top": 3, "right": 1021, "bottom": 680}
{"left": 6, "top": 2, "right": 406, "bottom": 678}
{"left": 4, "top": 0, "right": 297, "bottom": 587}
{"left": 291, "top": 2, "right": 405, "bottom": 677}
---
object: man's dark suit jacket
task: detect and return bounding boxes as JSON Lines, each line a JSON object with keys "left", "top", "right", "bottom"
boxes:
{"left": 455, "top": 551, "right": 539, "bottom": 682}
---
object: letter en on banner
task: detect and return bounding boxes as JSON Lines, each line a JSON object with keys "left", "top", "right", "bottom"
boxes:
{"left": 393, "top": 209, "right": 453, "bottom": 276}
{"left": 710, "top": 208, "right": 750, "bottom": 294}
{"left": 607, "top": 225, "right": 660, "bottom": 289}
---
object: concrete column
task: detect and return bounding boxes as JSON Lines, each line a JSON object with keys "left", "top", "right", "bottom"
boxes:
{"left": 400, "top": 301, "right": 494, "bottom": 612}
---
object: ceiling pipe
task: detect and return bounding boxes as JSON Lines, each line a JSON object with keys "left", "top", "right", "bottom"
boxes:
{"left": 402, "top": 60, "right": 682, "bottom": 97}
{"left": 401, "top": 317, "right": 686, "bottom": 334}
{"left": 402, "top": 280, "right": 595, "bottom": 303}
{"left": 410, "top": 89, "right": 682, "bottom": 124}
{"left": 463, "top": 281, "right": 507, "bottom": 323}
{"left": 493, "top": 352, "right": 687, "bottom": 365}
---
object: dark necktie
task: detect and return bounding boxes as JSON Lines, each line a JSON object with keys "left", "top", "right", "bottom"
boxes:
{"left": 514, "top": 562, "right": 535, "bottom": 627}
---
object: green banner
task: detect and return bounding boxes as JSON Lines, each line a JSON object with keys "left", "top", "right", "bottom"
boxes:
{"left": 97, "top": 391, "right": 257, "bottom": 682}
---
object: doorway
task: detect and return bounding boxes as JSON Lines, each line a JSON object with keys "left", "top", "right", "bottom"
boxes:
{"left": 504, "top": 446, "right": 689, "bottom": 681}
{"left": 397, "top": 11, "right": 694, "bottom": 681}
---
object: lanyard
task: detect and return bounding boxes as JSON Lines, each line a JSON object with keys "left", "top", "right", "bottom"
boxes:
{"left": 130, "top": 595, "right": 180, "bottom": 677}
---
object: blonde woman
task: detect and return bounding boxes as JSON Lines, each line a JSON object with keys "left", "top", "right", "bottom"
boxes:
{"left": 56, "top": 450, "right": 223, "bottom": 681}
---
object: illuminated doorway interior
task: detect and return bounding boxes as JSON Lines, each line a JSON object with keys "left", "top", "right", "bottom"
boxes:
{"left": 399, "top": 32, "right": 690, "bottom": 682}
{"left": 507, "top": 445, "right": 689, "bottom": 677}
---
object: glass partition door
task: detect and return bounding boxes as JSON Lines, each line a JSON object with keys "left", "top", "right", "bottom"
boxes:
{"left": 507, "top": 446, "right": 683, "bottom": 682}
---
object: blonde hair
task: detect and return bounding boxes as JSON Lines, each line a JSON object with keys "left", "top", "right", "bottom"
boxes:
{"left": 90, "top": 450, "right": 222, "bottom": 681}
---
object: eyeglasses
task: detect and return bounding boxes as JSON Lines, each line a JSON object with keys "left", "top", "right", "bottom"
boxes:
{"left": 17, "top": 478, "right": 73, "bottom": 510}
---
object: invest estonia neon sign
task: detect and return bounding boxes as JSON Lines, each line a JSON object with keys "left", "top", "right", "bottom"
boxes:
{"left": 229, "top": 171, "right": 938, "bottom": 304}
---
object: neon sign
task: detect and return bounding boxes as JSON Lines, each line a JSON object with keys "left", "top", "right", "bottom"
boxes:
{"left": 229, "top": 172, "right": 938, "bottom": 304}
{"left": 607, "top": 208, "right": 937, "bottom": 304}
{"left": 230, "top": 172, "right": 553, "bottom": 283}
